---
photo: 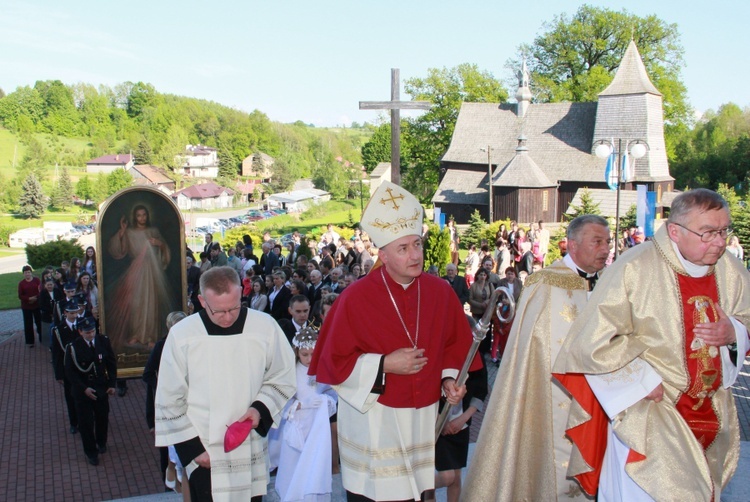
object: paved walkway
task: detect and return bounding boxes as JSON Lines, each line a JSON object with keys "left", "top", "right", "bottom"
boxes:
{"left": 1, "top": 308, "right": 749, "bottom": 501}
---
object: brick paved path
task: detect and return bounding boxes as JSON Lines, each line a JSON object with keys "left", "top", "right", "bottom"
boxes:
{"left": 0, "top": 318, "right": 165, "bottom": 501}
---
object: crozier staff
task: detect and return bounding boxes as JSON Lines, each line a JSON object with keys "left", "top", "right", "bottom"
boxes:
{"left": 310, "top": 181, "right": 481, "bottom": 502}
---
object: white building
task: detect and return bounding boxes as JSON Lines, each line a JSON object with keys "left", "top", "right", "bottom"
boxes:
{"left": 180, "top": 144, "right": 219, "bottom": 178}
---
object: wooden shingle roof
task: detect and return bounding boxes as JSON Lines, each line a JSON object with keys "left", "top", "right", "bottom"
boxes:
{"left": 600, "top": 41, "right": 661, "bottom": 97}
{"left": 493, "top": 149, "right": 555, "bottom": 188}
{"left": 442, "top": 102, "right": 605, "bottom": 183}
{"left": 432, "top": 170, "right": 488, "bottom": 205}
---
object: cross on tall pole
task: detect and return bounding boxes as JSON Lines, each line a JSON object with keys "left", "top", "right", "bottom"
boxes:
{"left": 359, "top": 68, "right": 431, "bottom": 186}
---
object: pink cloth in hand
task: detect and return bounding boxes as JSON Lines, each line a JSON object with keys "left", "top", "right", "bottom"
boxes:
{"left": 224, "top": 419, "right": 254, "bottom": 452}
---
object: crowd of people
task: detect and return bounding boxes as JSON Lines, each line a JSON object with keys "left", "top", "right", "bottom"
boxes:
{"left": 16, "top": 183, "right": 750, "bottom": 502}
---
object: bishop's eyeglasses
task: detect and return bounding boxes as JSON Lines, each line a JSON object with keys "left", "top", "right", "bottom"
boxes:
{"left": 671, "top": 222, "right": 733, "bottom": 243}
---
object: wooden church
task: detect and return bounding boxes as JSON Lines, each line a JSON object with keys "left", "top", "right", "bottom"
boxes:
{"left": 433, "top": 41, "right": 675, "bottom": 224}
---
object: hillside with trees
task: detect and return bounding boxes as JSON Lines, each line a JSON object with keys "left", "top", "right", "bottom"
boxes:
{"left": 0, "top": 80, "right": 369, "bottom": 214}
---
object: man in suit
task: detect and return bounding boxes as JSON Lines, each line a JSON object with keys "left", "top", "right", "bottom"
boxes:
{"left": 443, "top": 263, "right": 470, "bottom": 307}
{"left": 277, "top": 295, "right": 311, "bottom": 346}
{"left": 262, "top": 242, "right": 279, "bottom": 278}
{"left": 268, "top": 271, "right": 292, "bottom": 321}
{"left": 52, "top": 299, "right": 81, "bottom": 434}
{"left": 203, "top": 233, "right": 214, "bottom": 254}
{"left": 307, "top": 270, "right": 324, "bottom": 306}
{"left": 186, "top": 255, "right": 202, "bottom": 313}
{"left": 64, "top": 317, "right": 117, "bottom": 466}
{"left": 319, "top": 258, "right": 334, "bottom": 286}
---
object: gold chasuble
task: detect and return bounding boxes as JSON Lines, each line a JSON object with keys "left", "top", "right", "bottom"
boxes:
{"left": 553, "top": 226, "right": 750, "bottom": 501}
{"left": 461, "top": 261, "right": 591, "bottom": 501}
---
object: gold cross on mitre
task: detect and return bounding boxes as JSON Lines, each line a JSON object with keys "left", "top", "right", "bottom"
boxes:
{"left": 380, "top": 187, "right": 405, "bottom": 210}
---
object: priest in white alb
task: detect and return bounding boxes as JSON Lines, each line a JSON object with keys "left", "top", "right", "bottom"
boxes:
{"left": 155, "top": 266, "right": 297, "bottom": 502}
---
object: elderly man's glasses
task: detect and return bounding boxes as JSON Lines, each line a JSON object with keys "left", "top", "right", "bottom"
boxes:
{"left": 202, "top": 299, "right": 242, "bottom": 316}
{"left": 672, "top": 222, "right": 733, "bottom": 243}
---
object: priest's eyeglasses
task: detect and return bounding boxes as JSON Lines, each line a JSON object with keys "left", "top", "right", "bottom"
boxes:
{"left": 202, "top": 300, "right": 242, "bottom": 316}
{"left": 672, "top": 222, "right": 733, "bottom": 243}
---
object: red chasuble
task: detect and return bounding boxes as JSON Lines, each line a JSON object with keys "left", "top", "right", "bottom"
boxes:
{"left": 675, "top": 273, "right": 722, "bottom": 449}
{"left": 309, "top": 269, "right": 481, "bottom": 409}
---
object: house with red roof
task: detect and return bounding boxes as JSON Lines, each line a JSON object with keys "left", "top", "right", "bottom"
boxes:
{"left": 172, "top": 182, "right": 234, "bottom": 210}
{"left": 86, "top": 153, "right": 134, "bottom": 174}
{"left": 128, "top": 164, "right": 176, "bottom": 194}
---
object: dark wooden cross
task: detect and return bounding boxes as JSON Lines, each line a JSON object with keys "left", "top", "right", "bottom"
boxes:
{"left": 359, "top": 68, "right": 431, "bottom": 186}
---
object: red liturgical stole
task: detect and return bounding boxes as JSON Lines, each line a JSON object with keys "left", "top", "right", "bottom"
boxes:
{"left": 675, "top": 273, "right": 722, "bottom": 450}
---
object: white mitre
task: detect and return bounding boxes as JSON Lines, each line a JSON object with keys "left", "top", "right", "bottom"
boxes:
{"left": 360, "top": 180, "right": 424, "bottom": 248}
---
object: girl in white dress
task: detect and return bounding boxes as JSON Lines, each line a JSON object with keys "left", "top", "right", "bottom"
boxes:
{"left": 269, "top": 327, "right": 337, "bottom": 502}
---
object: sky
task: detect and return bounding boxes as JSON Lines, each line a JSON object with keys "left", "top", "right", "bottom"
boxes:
{"left": 2, "top": 0, "right": 748, "bottom": 127}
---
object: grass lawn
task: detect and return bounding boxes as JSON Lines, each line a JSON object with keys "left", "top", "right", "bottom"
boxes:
{"left": 0, "top": 272, "right": 23, "bottom": 310}
{"left": 0, "top": 249, "right": 24, "bottom": 258}
{"left": 0, "top": 128, "right": 95, "bottom": 180}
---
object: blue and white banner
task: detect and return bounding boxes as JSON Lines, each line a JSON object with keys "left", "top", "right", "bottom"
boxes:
{"left": 621, "top": 151, "right": 634, "bottom": 182}
{"left": 605, "top": 152, "right": 618, "bottom": 190}
{"left": 636, "top": 185, "right": 656, "bottom": 237}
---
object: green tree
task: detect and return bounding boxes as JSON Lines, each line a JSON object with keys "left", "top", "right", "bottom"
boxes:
{"left": 75, "top": 175, "right": 95, "bottom": 204}
{"left": 620, "top": 204, "right": 637, "bottom": 230}
{"left": 107, "top": 169, "right": 133, "bottom": 197}
{"left": 19, "top": 173, "right": 46, "bottom": 218}
{"left": 403, "top": 63, "right": 508, "bottom": 200}
{"left": 461, "top": 209, "right": 488, "bottom": 249}
{"left": 93, "top": 173, "right": 109, "bottom": 205}
{"left": 18, "top": 136, "right": 53, "bottom": 181}
{"left": 50, "top": 167, "right": 74, "bottom": 210}
{"left": 716, "top": 184, "right": 750, "bottom": 251}
{"left": 517, "top": 5, "right": 691, "bottom": 133}
{"left": 134, "top": 137, "right": 154, "bottom": 165}
{"left": 218, "top": 148, "right": 240, "bottom": 180}
{"left": 26, "top": 240, "right": 85, "bottom": 270}
{"left": 126, "top": 81, "right": 158, "bottom": 118}
{"left": 671, "top": 104, "right": 750, "bottom": 191}
{"left": 423, "top": 223, "right": 451, "bottom": 275}
{"left": 268, "top": 156, "right": 296, "bottom": 193}
{"left": 361, "top": 123, "right": 392, "bottom": 172}
{"left": 566, "top": 188, "right": 601, "bottom": 220}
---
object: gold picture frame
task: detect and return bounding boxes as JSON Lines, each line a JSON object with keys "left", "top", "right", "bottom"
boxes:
{"left": 96, "top": 186, "right": 187, "bottom": 378}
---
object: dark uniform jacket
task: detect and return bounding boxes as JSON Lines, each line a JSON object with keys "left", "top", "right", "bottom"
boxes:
{"left": 64, "top": 334, "right": 117, "bottom": 397}
{"left": 52, "top": 321, "right": 79, "bottom": 380}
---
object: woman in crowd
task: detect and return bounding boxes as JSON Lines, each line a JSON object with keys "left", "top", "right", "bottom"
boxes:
{"left": 249, "top": 277, "right": 269, "bottom": 312}
{"left": 82, "top": 246, "right": 97, "bottom": 280}
{"left": 464, "top": 245, "right": 479, "bottom": 286}
{"left": 67, "top": 257, "right": 81, "bottom": 282}
{"left": 54, "top": 267, "right": 67, "bottom": 292}
{"left": 468, "top": 268, "right": 492, "bottom": 322}
{"left": 727, "top": 235, "right": 744, "bottom": 261}
{"left": 289, "top": 279, "right": 307, "bottom": 298}
{"left": 76, "top": 272, "right": 99, "bottom": 319}
{"left": 40, "top": 278, "right": 63, "bottom": 348}
{"left": 18, "top": 265, "right": 42, "bottom": 347}
{"left": 447, "top": 219, "right": 460, "bottom": 265}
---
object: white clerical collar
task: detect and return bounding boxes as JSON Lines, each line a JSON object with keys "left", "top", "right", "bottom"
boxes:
{"left": 563, "top": 254, "right": 597, "bottom": 277}
{"left": 670, "top": 240, "right": 709, "bottom": 278}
